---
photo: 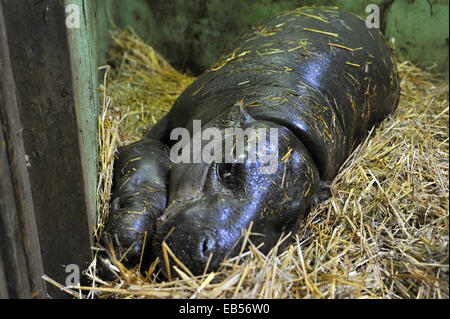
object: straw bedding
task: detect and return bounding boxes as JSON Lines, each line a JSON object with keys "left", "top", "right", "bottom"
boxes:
{"left": 62, "top": 28, "right": 448, "bottom": 299}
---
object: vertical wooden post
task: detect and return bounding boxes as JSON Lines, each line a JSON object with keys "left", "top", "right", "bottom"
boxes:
{"left": 0, "top": 247, "right": 10, "bottom": 298}
{"left": 0, "top": 119, "right": 35, "bottom": 298}
{"left": 65, "top": 0, "right": 100, "bottom": 235}
{"left": 0, "top": 1, "right": 46, "bottom": 299}
{"left": 0, "top": 0, "right": 97, "bottom": 298}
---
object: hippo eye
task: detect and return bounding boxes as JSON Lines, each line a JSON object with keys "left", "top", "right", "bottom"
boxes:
{"left": 216, "top": 163, "right": 238, "bottom": 184}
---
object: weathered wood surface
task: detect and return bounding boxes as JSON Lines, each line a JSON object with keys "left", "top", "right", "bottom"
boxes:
{"left": 0, "top": 246, "right": 9, "bottom": 299}
{"left": 0, "top": 1, "right": 45, "bottom": 299}
{"left": 0, "top": 119, "right": 33, "bottom": 298}
{"left": 0, "top": 0, "right": 97, "bottom": 298}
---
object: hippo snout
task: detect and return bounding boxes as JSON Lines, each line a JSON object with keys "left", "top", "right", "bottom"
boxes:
{"left": 153, "top": 201, "right": 245, "bottom": 275}
{"left": 158, "top": 226, "right": 221, "bottom": 274}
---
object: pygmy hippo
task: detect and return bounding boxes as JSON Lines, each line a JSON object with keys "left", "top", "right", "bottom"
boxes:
{"left": 98, "top": 7, "right": 400, "bottom": 278}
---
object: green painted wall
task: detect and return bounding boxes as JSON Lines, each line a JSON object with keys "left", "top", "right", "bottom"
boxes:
{"left": 385, "top": 0, "right": 449, "bottom": 77}
{"left": 92, "top": 0, "right": 448, "bottom": 78}
{"left": 65, "top": 0, "right": 100, "bottom": 230}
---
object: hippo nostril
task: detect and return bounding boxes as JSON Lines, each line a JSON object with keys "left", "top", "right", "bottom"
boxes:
{"left": 200, "top": 236, "right": 216, "bottom": 259}
{"left": 201, "top": 239, "right": 207, "bottom": 256}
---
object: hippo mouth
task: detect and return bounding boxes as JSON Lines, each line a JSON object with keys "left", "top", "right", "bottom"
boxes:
{"left": 152, "top": 196, "right": 257, "bottom": 276}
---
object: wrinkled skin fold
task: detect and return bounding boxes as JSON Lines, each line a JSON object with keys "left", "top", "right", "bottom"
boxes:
{"left": 97, "top": 7, "right": 400, "bottom": 278}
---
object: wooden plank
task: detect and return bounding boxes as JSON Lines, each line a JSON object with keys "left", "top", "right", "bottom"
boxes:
{"left": 0, "top": 1, "right": 46, "bottom": 299}
{"left": 0, "top": 0, "right": 94, "bottom": 298}
{"left": 65, "top": 0, "right": 99, "bottom": 234}
{"left": 0, "top": 117, "right": 32, "bottom": 298}
{"left": 0, "top": 247, "right": 9, "bottom": 299}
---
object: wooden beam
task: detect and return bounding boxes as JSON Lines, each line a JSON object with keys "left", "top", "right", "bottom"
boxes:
{"left": 65, "top": 0, "right": 100, "bottom": 235}
{"left": 0, "top": 0, "right": 95, "bottom": 298}
{"left": 0, "top": 247, "right": 10, "bottom": 299}
{"left": 0, "top": 119, "right": 32, "bottom": 298}
{"left": 0, "top": 1, "right": 46, "bottom": 299}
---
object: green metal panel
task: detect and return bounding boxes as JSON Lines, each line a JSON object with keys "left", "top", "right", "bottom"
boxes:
{"left": 92, "top": 0, "right": 155, "bottom": 66}
{"left": 89, "top": 0, "right": 448, "bottom": 78}
{"left": 385, "top": 0, "right": 449, "bottom": 78}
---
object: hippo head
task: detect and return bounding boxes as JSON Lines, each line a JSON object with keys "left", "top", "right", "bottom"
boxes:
{"left": 153, "top": 106, "right": 320, "bottom": 275}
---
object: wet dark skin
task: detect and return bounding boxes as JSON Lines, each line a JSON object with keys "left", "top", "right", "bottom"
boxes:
{"left": 98, "top": 8, "right": 400, "bottom": 278}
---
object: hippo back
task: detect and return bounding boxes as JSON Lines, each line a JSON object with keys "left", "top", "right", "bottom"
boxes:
{"left": 164, "top": 7, "right": 400, "bottom": 180}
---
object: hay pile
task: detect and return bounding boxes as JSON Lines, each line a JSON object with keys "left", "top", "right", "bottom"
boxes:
{"left": 81, "top": 29, "right": 448, "bottom": 299}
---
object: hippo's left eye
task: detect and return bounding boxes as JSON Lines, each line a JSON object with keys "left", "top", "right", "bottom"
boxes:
{"left": 216, "top": 163, "right": 239, "bottom": 184}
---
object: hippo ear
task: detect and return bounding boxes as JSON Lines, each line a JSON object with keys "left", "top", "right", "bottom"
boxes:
{"left": 220, "top": 104, "right": 253, "bottom": 128}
